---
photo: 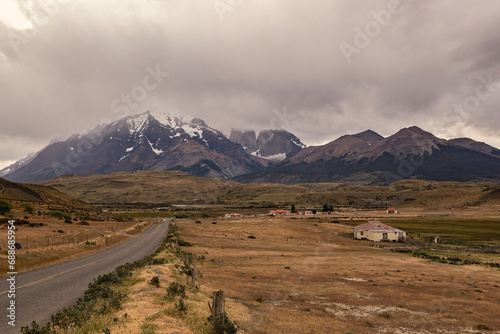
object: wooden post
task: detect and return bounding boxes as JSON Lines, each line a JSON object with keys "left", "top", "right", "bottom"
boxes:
{"left": 211, "top": 290, "right": 225, "bottom": 317}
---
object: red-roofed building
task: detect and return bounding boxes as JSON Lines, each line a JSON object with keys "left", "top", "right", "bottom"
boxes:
{"left": 269, "top": 209, "right": 291, "bottom": 216}
{"left": 353, "top": 220, "right": 406, "bottom": 242}
{"left": 386, "top": 207, "right": 398, "bottom": 214}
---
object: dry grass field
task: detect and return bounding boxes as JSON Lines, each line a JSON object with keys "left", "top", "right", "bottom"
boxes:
{"left": 0, "top": 202, "right": 149, "bottom": 276}
{"left": 174, "top": 216, "right": 500, "bottom": 334}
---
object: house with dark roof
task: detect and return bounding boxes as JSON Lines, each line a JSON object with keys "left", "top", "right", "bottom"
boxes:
{"left": 353, "top": 220, "right": 406, "bottom": 242}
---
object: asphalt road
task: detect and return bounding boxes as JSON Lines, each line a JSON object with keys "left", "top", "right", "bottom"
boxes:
{"left": 0, "top": 220, "right": 170, "bottom": 333}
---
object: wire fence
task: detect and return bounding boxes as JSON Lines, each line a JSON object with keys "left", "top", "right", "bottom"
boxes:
{"left": 0, "top": 221, "right": 137, "bottom": 251}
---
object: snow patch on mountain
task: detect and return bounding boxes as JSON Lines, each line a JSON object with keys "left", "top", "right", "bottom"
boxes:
{"left": 146, "top": 137, "right": 164, "bottom": 155}
{"left": 127, "top": 113, "right": 150, "bottom": 135}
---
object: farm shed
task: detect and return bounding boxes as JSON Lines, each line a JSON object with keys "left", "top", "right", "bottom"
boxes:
{"left": 225, "top": 213, "right": 243, "bottom": 218}
{"left": 353, "top": 221, "right": 406, "bottom": 242}
{"left": 386, "top": 207, "right": 398, "bottom": 214}
{"left": 269, "top": 209, "right": 291, "bottom": 216}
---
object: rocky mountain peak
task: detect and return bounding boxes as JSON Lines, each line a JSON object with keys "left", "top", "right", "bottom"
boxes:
{"left": 230, "top": 129, "right": 305, "bottom": 162}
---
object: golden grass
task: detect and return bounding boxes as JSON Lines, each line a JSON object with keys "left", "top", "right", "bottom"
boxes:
{"left": 0, "top": 216, "right": 150, "bottom": 276}
{"left": 174, "top": 216, "right": 500, "bottom": 333}
{"left": 104, "top": 248, "right": 247, "bottom": 334}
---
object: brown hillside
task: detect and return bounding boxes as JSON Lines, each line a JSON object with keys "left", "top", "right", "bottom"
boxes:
{"left": 0, "top": 177, "right": 94, "bottom": 210}
{"left": 0, "top": 177, "right": 43, "bottom": 202}
{"left": 37, "top": 171, "right": 500, "bottom": 212}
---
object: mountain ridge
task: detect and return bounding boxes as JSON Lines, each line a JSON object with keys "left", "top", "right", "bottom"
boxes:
{"left": 3, "top": 117, "right": 500, "bottom": 185}
{"left": 236, "top": 126, "right": 500, "bottom": 185}
{"left": 3, "top": 110, "right": 268, "bottom": 182}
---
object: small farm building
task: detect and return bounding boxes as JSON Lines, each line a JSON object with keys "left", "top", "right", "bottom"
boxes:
{"left": 353, "top": 221, "right": 406, "bottom": 242}
{"left": 386, "top": 207, "right": 398, "bottom": 214}
{"left": 269, "top": 209, "right": 291, "bottom": 216}
{"left": 299, "top": 211, "right": 314, "bottom": 215}
{"left": 225, "top": 213, "right": 243, "bottom": 218}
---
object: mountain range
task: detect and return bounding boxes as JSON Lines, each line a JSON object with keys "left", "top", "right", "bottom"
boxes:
{"left": 1, "top": 111, "right": 299, "bottom": 183}
{"left": 2, "top": 111, "right": 500, "bottom": 185}
{"left": 235, "top": 126, "right": 500, "bottom": 184}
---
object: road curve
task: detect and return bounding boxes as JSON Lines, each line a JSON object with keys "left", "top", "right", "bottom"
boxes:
{"left": 0, "top": 220, "right": 170, "bottom": 333}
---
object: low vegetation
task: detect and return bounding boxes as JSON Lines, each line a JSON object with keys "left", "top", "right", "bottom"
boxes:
{"left": 49, "top": 210, "right": 72, "bottom": 220}
{"left": 0, "top": 198, "right": 12, "bottom": 214}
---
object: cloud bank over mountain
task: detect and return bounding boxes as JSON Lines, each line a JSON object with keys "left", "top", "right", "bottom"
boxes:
{"left": 1, "top": 0, "right": 500, "bottom": 168}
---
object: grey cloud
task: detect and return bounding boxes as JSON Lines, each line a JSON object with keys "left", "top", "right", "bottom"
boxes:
{"left": 1, "top": 0, "right": 500, "bottom": 169}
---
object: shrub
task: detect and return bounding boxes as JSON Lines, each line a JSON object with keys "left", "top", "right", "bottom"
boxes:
{"left": 195, "top": 220, "right": 202, "bottom": 224}
{"left": 50, "top": 210, "right": 71, "bottom": 220}
{"left": 79, "top": 221, "right": 90, "bottom": 225}
{"left": 178, "top": 239, "right": 193, "bottom": 247}
{"left": 379, "top": 311, "right": 391, "bottom": 319}
{"left": 21, "top": 202, "right": 35, "bottom": 214}
{"left": 0, "top": 199, "right": 12, "bottom": 214}
{"left": 176, "top": 297, "right": 187, "bottom": 314}
{"left": 207, "top": 313, "right": 238, "bottom": 334}
{"left": 64, "top": 219, "right": 73, "bottom": 224}
{"left": 149, "top": 276, "right": 160, "bottom": 287}
{"left": 475, "top": 324, "right": 491, "bottom": 330}
{"left": 166, "top": 282, "right": 186, "bottom": 300}
{"left": 21, "top": 321, "right": 52, "bottom": 334}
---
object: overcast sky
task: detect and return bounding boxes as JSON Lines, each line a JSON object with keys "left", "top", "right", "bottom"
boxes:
{"left": 1, "top": 0, "right": 500, "bottom": 169}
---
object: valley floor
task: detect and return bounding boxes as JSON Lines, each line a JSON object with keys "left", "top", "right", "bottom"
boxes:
{"left": 174, "top": 216, "right": 500, "bottom": 333}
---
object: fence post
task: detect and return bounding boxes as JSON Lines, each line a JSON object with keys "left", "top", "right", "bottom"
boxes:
{"left": 211, "top": 290, "right": 225, "bottom": 318}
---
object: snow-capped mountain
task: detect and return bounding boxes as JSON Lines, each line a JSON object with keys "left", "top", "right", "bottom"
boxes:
{"left": 229, "top": 129, "right": 306, "bottom": 162}
{"left": 4, "top": 110, "right": 267, "bottom": 182}
{"left": 236, "top": 126, "right": 500, "bottom": 184}
{"left": 0, "top": 152, "right": 38, "bottom": 178}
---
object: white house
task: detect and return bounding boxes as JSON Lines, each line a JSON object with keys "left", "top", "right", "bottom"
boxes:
{"left": 353, "top": 221, "right": 406, "bottom": 242}
{"left": 224, "top": 213, "right": 243, "bottom": 218}
{"left": 299, "top": 211, "right": 314, "bottom": 215}
{"left": 269, "top": 209, "right": 291, "bottom": 216}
